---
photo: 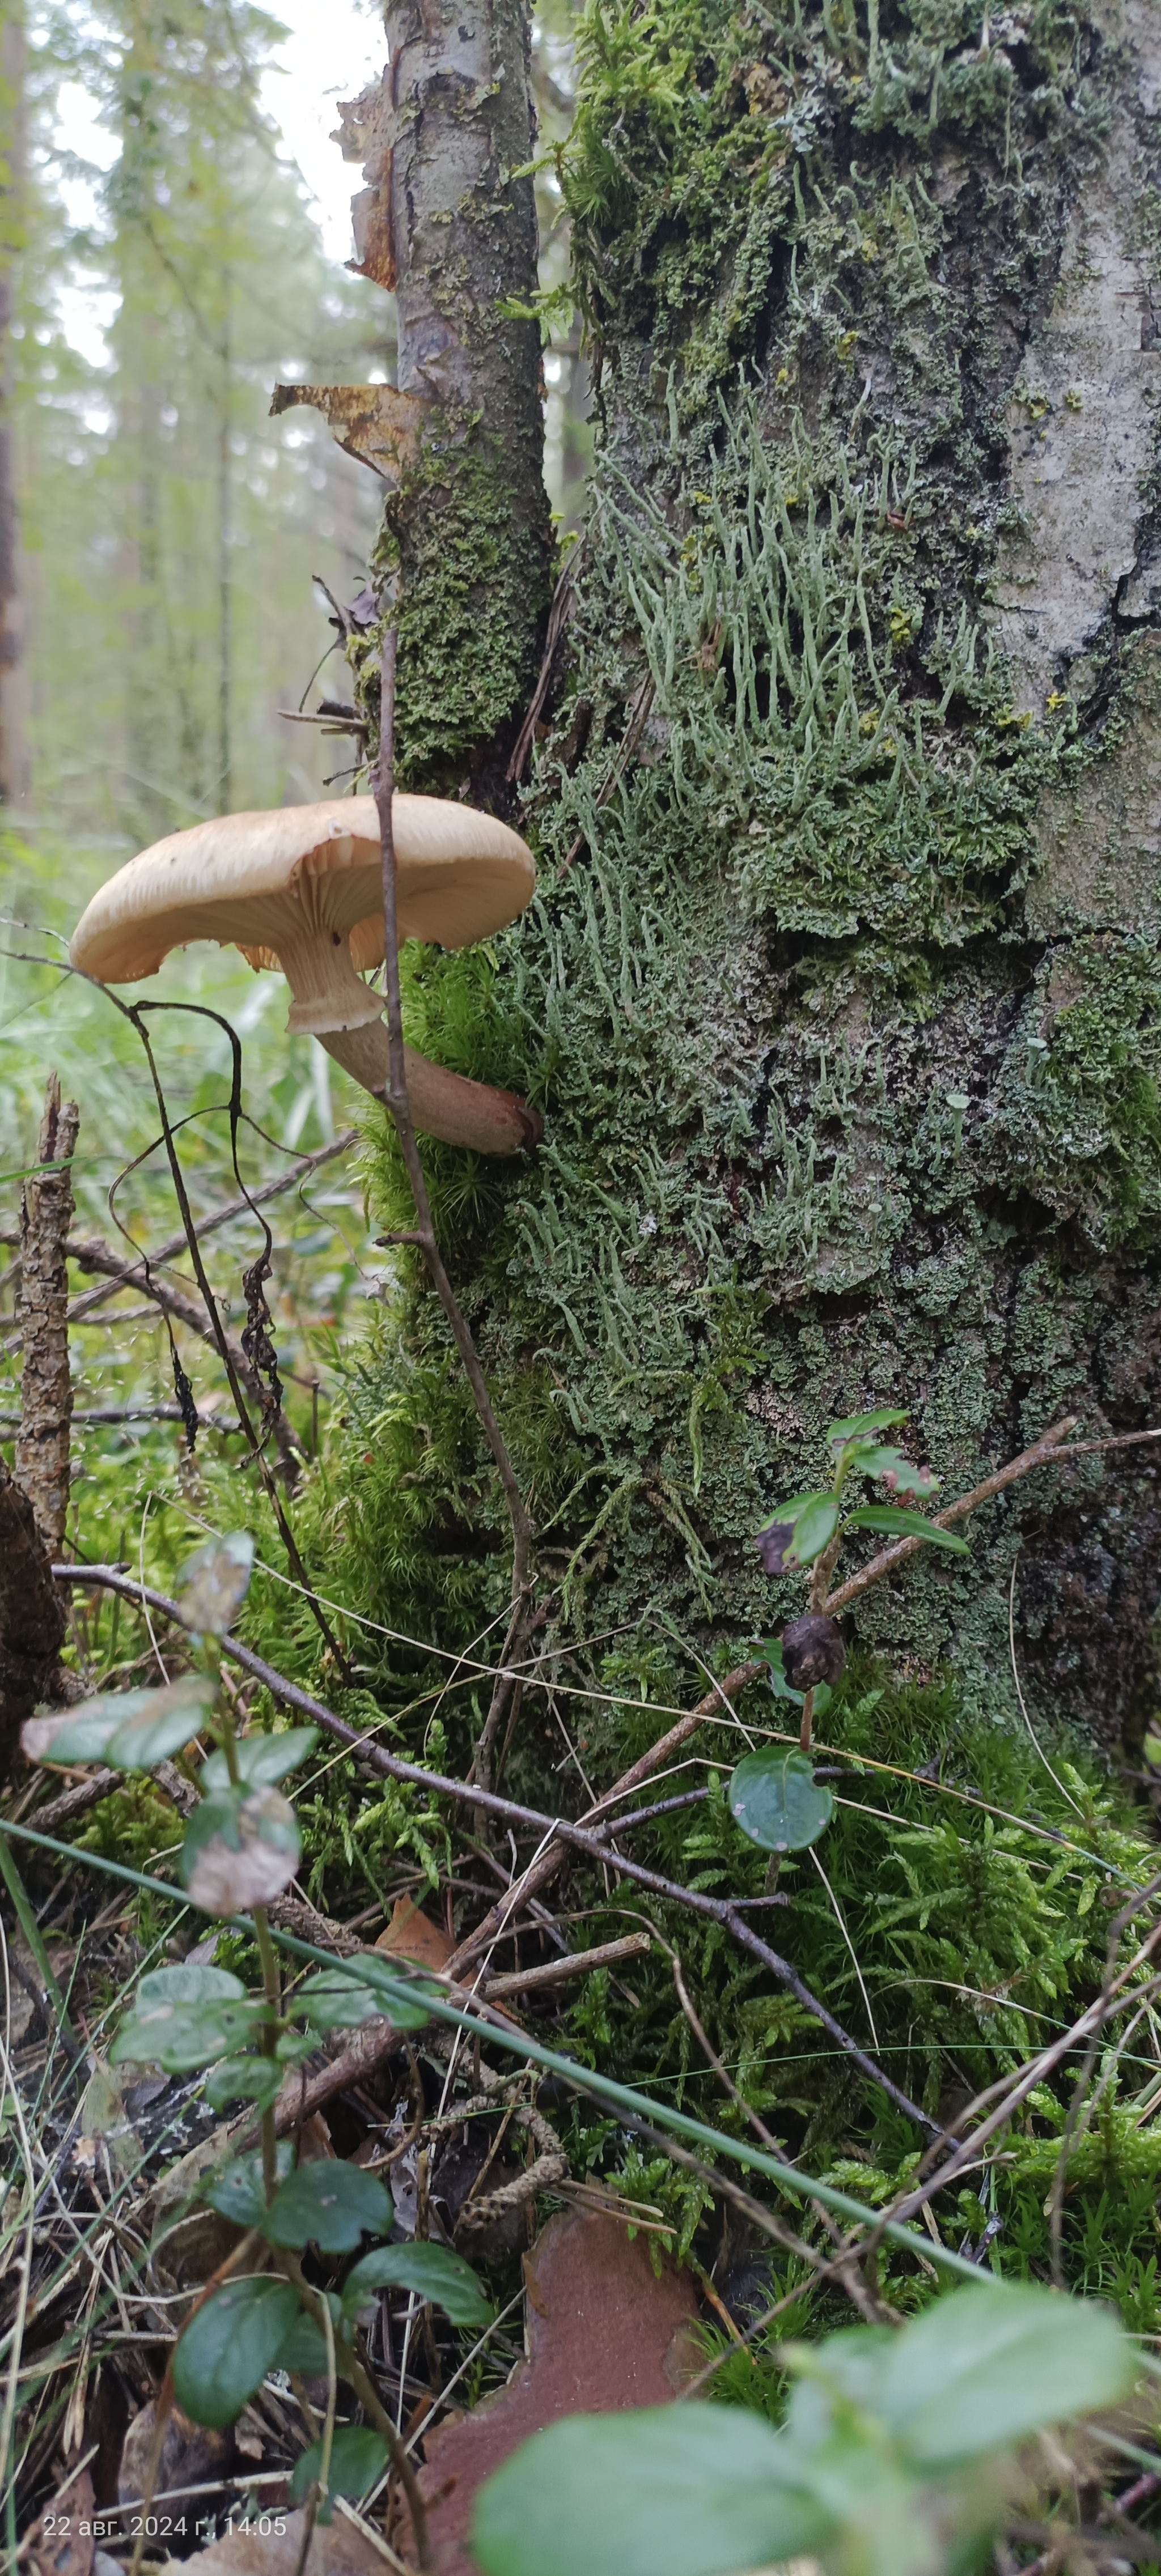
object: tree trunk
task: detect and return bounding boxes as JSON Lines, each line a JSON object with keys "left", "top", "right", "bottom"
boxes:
{"left": 357, "top": 0, "right": 1161, "bottom": 1756}
{"left": 336, "top": 0, "right": 553, "bottom": 793}
{"left": 0, "top": 0, "right": 27, "bottom": 807}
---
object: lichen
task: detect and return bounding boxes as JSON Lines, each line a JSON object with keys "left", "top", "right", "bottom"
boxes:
{"left": 313, "top": 0, "right": 1161, "bottom": 1755}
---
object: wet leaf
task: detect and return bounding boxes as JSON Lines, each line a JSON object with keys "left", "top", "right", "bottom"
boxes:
{"left": 175, "top": 1529, "right": 256, "bottom": 1637}
{"left": 172, "top": 2275, "right": 300, "bottom": 2429}
{"left": 728, "top": 1749, "right": 833, "bottom": 1853}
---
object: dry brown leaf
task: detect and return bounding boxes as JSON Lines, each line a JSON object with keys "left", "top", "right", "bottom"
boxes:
{"left": 376, "top": 1896, "right": 456, "bottom": 1973}
{"left": 409, "top": 2208, "right": 700, "bottom": 2576}
{"left": 159, "top": 2506, "right": 387, "bottom": 2576}
{"left": 118, "top": 2401, "right": 233, "bottom": 2510}
{"left": 20, "top": 2466, "right": 95, "bottom": 2576}
{"left": 269, "top": 384, "right": 433, "bottom": 482}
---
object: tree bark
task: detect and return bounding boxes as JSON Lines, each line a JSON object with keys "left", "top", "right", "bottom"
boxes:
{"left": 351, "top": 0, "right": 1161, "bottom": 1751}
{"left": 0, "top": 1455, "right": 66, "bottom": 1773}
{"left": 335, "top": 0, "right": 553, "bottom": 796}
{"left": 16, "top": 1073, "right": 79, "bottom": 1561}
{"left": 0, "top": 0, "right": 27, "bottom": 806}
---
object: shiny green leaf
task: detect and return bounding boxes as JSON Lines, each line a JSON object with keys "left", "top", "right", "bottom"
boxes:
{"left": 844, "top": 1506, "right": 969, "bottom": 1553}
{"left": 203, "top": 2144, "right": 294, "bottom": 2228}
{"left": 344, "top": 2241, "right": 494, "bottom": 2328}
{"left": 291, "top": 2426, "right": 388, "bottom": 2514}
{"left": 728, "top": 1749, "right": 833, "bottom": 1854}
{"left": 828, "top": 1408, "right": 909, "bottom": 1444}
{"left": 172, "top": 2276, "right": 300, "bottom": 2429}
{"left": 784, "top": 1494, "right": 839, "bottom": 1566}
{"left": 201, "top": 1726, "right": 319, "bottom": 1793}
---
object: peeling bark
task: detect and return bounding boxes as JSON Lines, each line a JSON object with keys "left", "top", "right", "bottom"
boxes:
{"left": 16, "top": 1073, "right": 79, "bottom": 1561}
{"left": 333, "top": 0, "right": 553, "bottom": 792}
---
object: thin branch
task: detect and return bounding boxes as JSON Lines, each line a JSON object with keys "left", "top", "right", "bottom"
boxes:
{"left": 50, "top": 1563, "right": 934, "bottom": 2133}
{"left": 823, "top": 1417, "right": 1078, "bottom": 1614}
{"left": 61, "top": 1127, "right": 357, "bottom": 1327}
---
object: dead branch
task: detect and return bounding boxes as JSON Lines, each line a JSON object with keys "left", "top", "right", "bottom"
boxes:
{"left": 481, "top": 1929, "right": 652, "bottom": 1999}
{"left": 16, "top": 1072, "right": 79, "bottom": 1557}
{"left": 0, "top": 1456, "right": 66, "bottom": 1774}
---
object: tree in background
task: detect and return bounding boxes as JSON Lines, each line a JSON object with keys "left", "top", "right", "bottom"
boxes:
{"left": 15, "top": 0, "right": 385, "bottom": 842}
{"left": 0, "top": 0, "right": 26, "bottom": 805}
{"left": 334, "top": 0, "right": 1161, "bottom": 1757}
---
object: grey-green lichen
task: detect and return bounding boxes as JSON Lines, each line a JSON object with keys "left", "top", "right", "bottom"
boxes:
{"left": 317, "top": 0, "right": 1161, "bottom": 1756}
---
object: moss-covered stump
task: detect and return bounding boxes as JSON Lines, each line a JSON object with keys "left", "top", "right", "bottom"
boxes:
{"left": 341, "top": 0, "right": 1161, "bottom": 1752}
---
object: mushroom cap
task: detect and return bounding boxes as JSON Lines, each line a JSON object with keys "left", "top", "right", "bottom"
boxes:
{"left": 69, "top": 796, "right": 536, "bottom": 985}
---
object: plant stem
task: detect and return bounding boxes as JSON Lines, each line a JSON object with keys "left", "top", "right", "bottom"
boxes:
{"left": 215, "top": 1684, "right": 282, "bottom": 2195}
{"left": 371, "top": 630, "right": 535, "bottom": 1798}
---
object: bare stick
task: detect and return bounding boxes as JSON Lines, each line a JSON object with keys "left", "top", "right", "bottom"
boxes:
{"left": 481, "top": 1929, "right": 652, "bottom": 1999}
{"left": 371, "top": 630, "right": 534, "bottom": 1797}
{"left": 16, "top": 1073, "right": 79, "bottom": 1558}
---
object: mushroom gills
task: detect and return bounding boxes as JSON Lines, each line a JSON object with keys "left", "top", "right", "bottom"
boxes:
{"left": 319, "top": 1021, "right": 543, "bottom": 1157}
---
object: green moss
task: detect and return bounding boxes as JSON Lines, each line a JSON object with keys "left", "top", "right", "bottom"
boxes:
{"left": 353, "top": 430, "right": 552, "bottom": 793}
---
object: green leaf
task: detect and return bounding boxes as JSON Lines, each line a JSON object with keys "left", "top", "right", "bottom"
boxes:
{"left": 344, "top": 2242, "right": 494, "bottom": 2329}
{"left": 175, "top": 1529, "right": 256, "bottom": 1636}
{"left": 291, "top": 2426, "right": 388, "bottom": 2513}
{"left": 296, "top": 1967, "right": 391, "bottom": 2033}
{"left": 277, "top": 2290, "right": 344, "bottom": 2375}
{"left": 204, "top": 2056, "right": 282, "bottom": 2114}
{"left": 728, "top": 1750, "right": 833, "bottom": 1854}
{"left": 756, "top": 1490, "right": 822, "bottom": 1534}
{"left": 105, "top": 1673, "right": 218, "bottom": 1771}
{"left": 201, "top": 1726, "right": 319, "bottom": 1793}
{"left": 182, "top": 1784, "right": 300, "bottom": 1916}
{"left": 137, "top": 1962, "right": 247, "bottom": 2009}
{"left": 22, "top": 1687, "right": 155, "bottom": 1767}
{"left": 828, "top": 1408, "right": 909, "bottom": 1444}
{"left": 204, "top": 2144, "right": 294, "bottom": 2229}
{"left": 472, "top": 2407, "right": 831, "bottom": 2576}
{"left": 111, "top": 1991, "right": 269, "bottom": 2073}
{"left": 262, "top": 2160, "right": 392, "bottom": 2254}
{"left": 172, "top": 2276, "right": 300, "bottom": 2430}
{"left": 878, "top": 2282, "right": 1134, "bottom": 2468}
{"left": 785, "top": 1495, "right": 839, "bottom": 1567}
{"left": 344, "top": 1955, "right": 441, "bottom": 2029}
{"left": 843, "top": 1506, "right": 969, "bottom": 1553}
{"left": 848, "top": 1446, "right": 937, "bottom": 1498}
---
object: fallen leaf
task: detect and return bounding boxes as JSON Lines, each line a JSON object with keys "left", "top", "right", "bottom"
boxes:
{"left": 269, "top": 384, "right": 433, "bottom": 483}
{"left": 410, "top": 2208, "right": 700, "bottom": 2576}
{"left": 21, "top": 2467, "right": 95, "bottom": 2576}
{"left": 118, "top": 2400, "right": 233, "bottom": 2510}
{"left": 159, "top": 2505, "right": 388, "bottom": 2576}
{"left": 376, "top": 1896, "right": 456, "bottom": 1973}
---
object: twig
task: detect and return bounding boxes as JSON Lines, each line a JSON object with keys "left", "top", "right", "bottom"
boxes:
{"left": 371, "top": 631, "right": 535, "bottom": 1799}
{"left": 481, "top": 1929, "right": 652, "bottom": 1999}
{"left": 49, "top": 1563, "right": 934, "bottom": 2135}
{"left": 58, "top": 1127, "right": 357, "bottom": 1327}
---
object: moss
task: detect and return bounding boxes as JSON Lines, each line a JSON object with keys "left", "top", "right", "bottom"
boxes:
{"left": 352, "top": 427, "right": 552, "bottom": 794}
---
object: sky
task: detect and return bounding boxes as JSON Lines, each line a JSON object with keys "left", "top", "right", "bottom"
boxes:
{"left": 52, "top": 0, "right": 388, "bottom": 362}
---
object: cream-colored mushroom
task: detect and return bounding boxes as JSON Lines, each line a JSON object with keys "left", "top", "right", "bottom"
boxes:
{"left": 69, "top": 797, "right": 542, "bottom": 1155}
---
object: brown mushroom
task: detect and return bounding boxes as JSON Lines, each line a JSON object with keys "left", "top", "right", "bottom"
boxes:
{"left": 69, "top": 797, "right": 542, "bottom": 1155}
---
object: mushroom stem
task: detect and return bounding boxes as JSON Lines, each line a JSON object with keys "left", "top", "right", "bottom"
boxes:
{"left": 318, "top": 1021, "right": 543, "bottom": 1157}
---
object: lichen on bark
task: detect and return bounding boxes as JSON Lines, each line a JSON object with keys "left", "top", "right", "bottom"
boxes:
{"left": 328, "top": 0, "right": 1161, "bottom": 1760}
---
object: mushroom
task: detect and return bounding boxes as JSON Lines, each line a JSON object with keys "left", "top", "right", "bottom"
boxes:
{"left": 69, "top": 798, "right": 542, "bottom": 1155}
